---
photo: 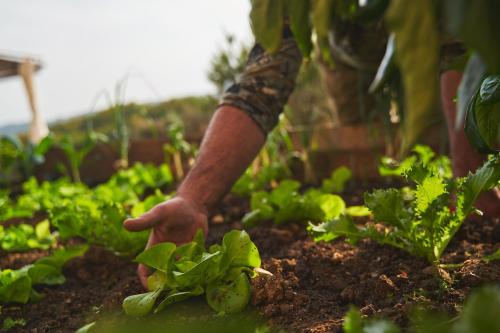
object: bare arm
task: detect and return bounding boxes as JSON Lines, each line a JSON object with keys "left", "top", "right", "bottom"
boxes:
{"left": 124, "top": 27, "right": 302, "bottom": 287}
{"left": 176, "top": 105, "right": 266, "bottom": 212}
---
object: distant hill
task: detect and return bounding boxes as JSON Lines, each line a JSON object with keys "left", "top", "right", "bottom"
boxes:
{"left": 0, "top": 122, "right": 29, "bottom": 136}
{"left": 49, "top": 95, "right": 218, "bottom": 144}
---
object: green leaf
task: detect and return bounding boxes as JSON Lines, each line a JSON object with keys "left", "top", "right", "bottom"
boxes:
{"left": 386, "top": 0, "right": 440, "bottom": 152}
{"left": 453, "top": 286, "right": 500, "bottom": 333}
{"left": 28, "top": 264, "right": 65, "bottom": 285}
{"left": 315, "top": 194, "right": 346, "bottom": 220}
{"left": 0, "top": 273, "right": 32, "bottom": 304}
{"left": 483, "top": 249, "right": 500, "bottom": 263}
{"left": 206, "top": 271, "right": 252, "bottom": 314}
{"left": 193, "top": 229, "right": 206, "bottom": 249}
{"left": 288, "top": 0, "right": 313, "bottom": 56}
{"left": 221, "top": 230, "right": 261, "bottom": 270}
{"left": 250, "top": 0, "right": 285, "bottom": 53}
{"left": 1, "top": 317, "right": 26, "bottom": 331}
{"left": 33, "top": 135, "right": 53, "bottom": 157}
{"left": 155, "top": 286, "right": 204, "bottom": 313}
{"left": 312, "top": 0, "right": 333, "bottom": 39}
{"left": 122, "top": 288, "right": 163, "bottom": 317}
{"left": 130, "top": 190, "right": 167, "bottom": 218}
{"left": 36, "top": 244, "right": 88, "bottom": 270}
{"left": 480, "top": 75, "right": 500, "bottom": 103}
{"left": 364, "top": 189, "right": 411, "bottom": 230}
{"left": 342, "top": 306, "right": 400, "bottom": 333}
{"left": 308, "top": 215, "right": 362, "bottom": 243}
{"left": 458, "top": 156, "right": 500, "bottom": 216}
{"left": 465, "top": 75, "right": 500, "bottom": 153}
{"left": 445, "top": 0, "right": 500, "bottom": 74}
{"left": 269, "top": 180, "right": 301, "bottom": 206}
{"left": 343, "top": 307, "right": 363, "bottom": 333}
{"left": 414, "top": 175, "right": 447, "bottom": 214}
{"left": 242, "top": 209, "right": 270, "bottom": 228}
{"left": 173, "top": 251, "right": 222, "bottom": 288}
{"left": 243, "top": 191, "right": 275, "bottom": 227}
{"left": 456, "top": 54, "right": 487, "bottom": 129}
{"left": 321, "top": 166, "right": 353, "bottom": 193}
{"left": 134, "top": 242, "right": 176, "bottom": 272}
{"left": 147, "top": 271, "right": 167, "bottom": 291}
{"left": 35, "top": 220, "right": 51, "bottom": 240}
{"left": 346, "top": 205, "right": 371, "bottom": 217}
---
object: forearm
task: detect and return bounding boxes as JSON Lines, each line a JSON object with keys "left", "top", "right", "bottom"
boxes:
{"left": 176, "top": 105, "right": 266, "bottom": 212}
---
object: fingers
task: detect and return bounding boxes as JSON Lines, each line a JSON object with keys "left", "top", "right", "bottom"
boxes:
{"left": 123, "top": 204, "right": 166, "bottom": 232}
{"left": 137, "top": 264, "right": 151, "bottom": 289}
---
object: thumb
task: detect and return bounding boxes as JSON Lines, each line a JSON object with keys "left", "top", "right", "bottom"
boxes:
{"left": 123, "top": 205, "right": 165, "bottom": 232}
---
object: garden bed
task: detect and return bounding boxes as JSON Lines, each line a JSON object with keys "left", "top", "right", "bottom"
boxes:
{"left": 1, "top": 192, "right": 499, "bottom": 333}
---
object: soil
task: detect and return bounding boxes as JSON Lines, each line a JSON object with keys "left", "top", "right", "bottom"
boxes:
{"left": 1, "top": 193, "right": 499, "bottom": 333}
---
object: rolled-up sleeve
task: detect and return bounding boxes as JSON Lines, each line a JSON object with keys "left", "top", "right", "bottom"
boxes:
{"left": 219, "top": 28, "right": 302, "bottom": 135}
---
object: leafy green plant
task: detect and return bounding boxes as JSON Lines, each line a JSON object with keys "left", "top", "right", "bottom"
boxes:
{"left": 242, "top": 179, "right": 347, "bottom": 227}
{"left": 465, "top": 75, "right": 500, "bottom": 153}
{"left": 484, "top": 249, "right": 500, "bottom": 263}
{"left": 0, "top": 245, "right": 87, "bottom": 304}
{"left": 0, "top": 220, "right": 55, "bottom": 252}
{"left": 1, "top": 177, "right": 88, "bottom": 221}
{"left": 100, "top": 162, "right": 173, "bottom": 202}
{"left": 57, "top": 131, "right": 108, "bottom": 182}
{"left": 378, "top": 145, "right": 451, "bottom": 179}
{"left": 1, "top": 317, "right": 26, "bottom": 331}
{"left": 0, "top": 135, "right": 53, "bottom": 185}
{"left": 321, "top": 166, "right": 353, "bottom": 193}
{"left": 309, "top": 154, "right": 500, "bottom": 264}
{"left": 50, "top": 199, "right": 148, "bottom": 256}
{"left": 163, "top": 122, "right": 194, "bottom": 182}
{"left": 1, "top": 162, "right": 172, "bottom": 255}
{"left": 122, "top": 230, "right": 263, "bottom": 316}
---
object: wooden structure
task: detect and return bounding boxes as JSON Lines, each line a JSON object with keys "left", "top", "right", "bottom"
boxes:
{"left": 0, "top": 54, "right": 48, "bottom": 143}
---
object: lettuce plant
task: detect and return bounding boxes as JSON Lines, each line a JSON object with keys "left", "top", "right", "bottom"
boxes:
{"left": 0, "top": 220, "right": 56, "bottom": 252}
{"left": 321, "top": 166, "right": 353, "bottom": 194}
{"left": 242, "top": 179, "right": 347, "bottom": 227}
{"left": 50, "top": 199, "right": 148, "bottom": 256}
{"left": 378, "top": 145, "right": 451, "bottom": 179}
{"left": 309, "top": 155, "right": 500, "bottom": 264}
{"left": 123, "top": 230, "right": 263, "bottom": 316}
{"left": 0, "top": 245, "right": 87, "bottom": 304}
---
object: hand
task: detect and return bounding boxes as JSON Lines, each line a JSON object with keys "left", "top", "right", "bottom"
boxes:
{"left": 123, "top": 196, "right": 208, "bottom": 288}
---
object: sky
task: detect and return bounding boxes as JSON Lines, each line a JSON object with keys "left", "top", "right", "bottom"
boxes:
{"left": 0, "top": 0, "right": 252, "bottom": 126}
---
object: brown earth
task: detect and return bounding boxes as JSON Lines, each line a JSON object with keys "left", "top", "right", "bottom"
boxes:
{"left": 1, "top": 194, "right": 499, "bottom": 333}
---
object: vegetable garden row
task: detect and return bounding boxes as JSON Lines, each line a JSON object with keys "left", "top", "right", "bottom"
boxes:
{"left": 0, "top": 140, "right": 499, "bottom": 332}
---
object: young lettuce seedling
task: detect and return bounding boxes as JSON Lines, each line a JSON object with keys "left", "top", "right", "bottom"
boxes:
{"left": 309, "top": 154, "right": 500, "bottom": 265}
{"left": 0, "top": 220, "right": 56, "bottom": 252}
{"left": 0, "top": 244, "right": 88, "bottom": 304}
{"left": 122, "top": 230, "right": 264, "bottom": 316}
{"left": 242, "top": 179, "right": 348, "bottom": 227}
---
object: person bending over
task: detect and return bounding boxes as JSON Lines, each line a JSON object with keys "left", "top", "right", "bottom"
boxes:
{"left": 123, "top": 27, "right": 499, "bottom": 287}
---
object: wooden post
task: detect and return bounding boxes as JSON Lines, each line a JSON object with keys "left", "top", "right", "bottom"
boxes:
{"left": 18, "top": 59, "right": 48, "bottom": 144}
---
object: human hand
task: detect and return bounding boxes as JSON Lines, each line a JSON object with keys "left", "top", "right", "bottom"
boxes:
{"left": 123, "top": 196, "right": 208, "bottom": 288}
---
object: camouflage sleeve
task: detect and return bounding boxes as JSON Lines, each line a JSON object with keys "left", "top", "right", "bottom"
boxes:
{"left": 218, "top": 28, "right": 303, "bottom": 135}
